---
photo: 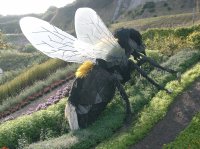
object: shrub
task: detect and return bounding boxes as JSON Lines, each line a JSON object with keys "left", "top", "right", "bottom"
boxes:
{"left": 143, "top": 2, "right": 155, "bottom": 9}
{"left": 0, "top": 98, "right": 68, "bottom": 149}
{"left": 22, "top": 44, "right": 36, "bottom": 53}
{"left": 142, "top": 25, "right": 200, "bottom": 56}
{"left": 0, "top": 32, "right": 9, "bottom": 49}
{"left": 0, "top": 59, "right": 67, "bottom": 103}
{"left": 27, "top": 98, "right": 124, "bottom": 149}
{"left": 145, "top": 34, "right": 187, "bottom": 56}
{"left": 187, "top": 31, "right": 200, "bottom": 49}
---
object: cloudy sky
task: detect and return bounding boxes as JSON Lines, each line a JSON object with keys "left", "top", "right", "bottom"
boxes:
{"left": 0, "top": 0, "right": 75, "bottom": 16}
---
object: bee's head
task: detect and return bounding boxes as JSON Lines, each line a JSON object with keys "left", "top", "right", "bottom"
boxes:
{"left": 114, "top": 28, "right": 146, "bottom": 58}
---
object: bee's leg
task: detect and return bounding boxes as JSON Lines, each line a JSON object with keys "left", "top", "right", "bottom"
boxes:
{"left": 115, "top": 78, "right": 132, "bottom": 123}
{"left": 65, "top": 101, "right": 79, "bottom": 130}
{"left": 139, "top": 54, "right": 177, "bottom": 74}
{"left": 132, "top": 62, "right": 172, "bottom": 93}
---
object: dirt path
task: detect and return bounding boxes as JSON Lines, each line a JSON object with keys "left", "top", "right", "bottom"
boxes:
{"left": 131, "top": 79, "right": 200, "bottom": 149}
{"left": 0, "top": 79, "right": 74, "bottom": 123}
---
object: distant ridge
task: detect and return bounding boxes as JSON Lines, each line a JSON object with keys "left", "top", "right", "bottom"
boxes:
{"left": 0, "top": 0, "right": 196, "bottom": 34}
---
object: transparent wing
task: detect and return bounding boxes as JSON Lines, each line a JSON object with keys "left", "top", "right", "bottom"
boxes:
{"left": 75, "top": 8, "right": 127, "bottom": 64}
{"left": 20, "top": 17, "right": 96, "bottom": 63}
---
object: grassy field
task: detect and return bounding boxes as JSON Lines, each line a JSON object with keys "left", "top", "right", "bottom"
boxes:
{"left": 111, "top": 13, "right": 200, "bottom": 32}
{"left": 0, "top": 50, "right": 48, "bottom": 85}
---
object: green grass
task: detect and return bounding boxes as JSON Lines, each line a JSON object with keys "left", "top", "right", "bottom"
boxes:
{"left": 0, "top": 50, "right": 48, "bottom": 85}
{"left": 0, "top": 58, "right": 67, "bottom": 103}
{"left": 27, "top": 98, "right": 124, "bottom": 149}
{"left": 96, "top": 63, "right": 200, "bottom": 149}
{"left": 163, "top": 112, "right": 200, "bottom": 149}
{"left": 0, "top": 50, "right": 47, "bottom": 72}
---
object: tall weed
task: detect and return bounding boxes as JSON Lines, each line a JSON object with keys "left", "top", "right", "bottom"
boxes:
{"left": 0, "top": 59, "right": 67, "bottom": 103}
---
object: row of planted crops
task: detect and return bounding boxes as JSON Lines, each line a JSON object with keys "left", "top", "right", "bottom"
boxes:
{"left": 0, "top": 24, "right": 200, "bottom": 149}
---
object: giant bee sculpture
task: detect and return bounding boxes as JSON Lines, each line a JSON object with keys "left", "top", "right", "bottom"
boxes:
{"left": 20, "top": 8, "right": 177, "bottom": 130}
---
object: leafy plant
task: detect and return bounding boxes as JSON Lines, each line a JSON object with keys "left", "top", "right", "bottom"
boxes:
{"left": 22, "top": 44, "right": 37, "bottom": 53}
{"left": 0, "top": 32, "right": 9, "bottom": 50}
{"left": 0, "top": 98, "right": 68, "bottom": 149}
{"left": 187, "top": 31, "right": 200, "bottom": 49}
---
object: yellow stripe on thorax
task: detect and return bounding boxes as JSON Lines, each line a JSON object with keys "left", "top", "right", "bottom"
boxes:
{"left": 75, "top": 61, "right": 94, "bottom": 78}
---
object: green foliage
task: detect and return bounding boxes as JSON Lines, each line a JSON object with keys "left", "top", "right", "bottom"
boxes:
{"left": 145, "top": 34, "right": 186, "bottom": 56}
{"left": 1, "top": 21, "right": 200, "bottom": 149}
{"left": 174, "top": 25, "right": 200, "bottom": 38}
{"left": 146, "top": 50, "right": 167, "bottom": 63}
{"left": 0, "top": 32, "right": 9, "bottom": 49}
{"left": 22, "top": 44, "right": 37, "bottom": 53}
{"left": 143, "top": 2, "right": 155, "bottom": 9}
{"left": 163, "top": 113, "right": 200, "bottom": 149}
{"left": 0, "top": 59, "right": 67, "bottom": 103}
{"left": 143, "top": 2, "right": 155, "bottom": 13}
{"left": 187, "top": 31, "right": 200, "bottom": 49}
{"left": 0, "top": 21, "right": 21, "bottom": 34}
{"left": 0, "top": 50, "right": 48, "bottom": 72}
{"left": 26, "top": 49, "right": 200, "bottom": 149}
{"left": 27, "top": 98, "right": 124, "bottom": 149}
{"left": 0, "top": 70, "right": 20, "bottom": 85}
{"left": 0, "top": 98, "right": 68, "bottom": 149}
{"left": 0, "top": 50, "right": 49, "bottom": 85}
{"left": 111, "top": 13, "right": 200, "bottom": 32}
{"left": 96, "top": 62, "right": 200, "bottom": 149}
{"left": 0, "top": 64, "right": 78, "bottom": 113}
{"left": 142, "top": 25, "right": 200, "bottom": 56}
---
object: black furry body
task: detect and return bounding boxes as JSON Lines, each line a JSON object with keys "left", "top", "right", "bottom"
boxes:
{"left": 66, "top": 28, "right": 177, "bottom": 129}
{"left": 68, "top": 60, "right": 132, "bottom": 128}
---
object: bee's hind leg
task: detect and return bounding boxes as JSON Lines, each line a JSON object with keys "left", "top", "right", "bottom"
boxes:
{"left": 139, "top": 54, "right": 177, "bottom": 75}
{"left": 115, "top": 78, "right": 132, "bottom": 124}
{"left": 132, "top": 62, "right": 172, "bottom": 93}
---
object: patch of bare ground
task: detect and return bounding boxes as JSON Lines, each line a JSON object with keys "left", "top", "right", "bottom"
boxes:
{"left": 131, "top": 79, "right": 200, "bottom": 149}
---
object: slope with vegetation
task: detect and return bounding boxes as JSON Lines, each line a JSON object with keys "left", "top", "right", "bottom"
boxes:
{"left": 1, "top": 23, "right": 200, "bottom": 148}
{"left": 0, "top": 0, "right": 196, "bottom": 34}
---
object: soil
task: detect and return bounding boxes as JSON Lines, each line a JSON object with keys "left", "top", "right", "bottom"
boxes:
{"left": 131, "top": 79, "right": 200, "bottom": 149}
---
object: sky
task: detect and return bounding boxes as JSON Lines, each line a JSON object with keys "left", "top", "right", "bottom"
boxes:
{"left": 0, "top": 0, "right": 75, "bottom": 16}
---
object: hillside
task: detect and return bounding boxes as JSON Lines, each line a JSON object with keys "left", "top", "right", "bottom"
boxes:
{"left": 0, "top": 0, "right": 197, "bottom": 34}
{"left": 111, "top": 12, "right": 200, "bottom": 32}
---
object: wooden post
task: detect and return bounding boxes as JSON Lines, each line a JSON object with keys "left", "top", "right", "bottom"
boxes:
{"left": 193, "top": 8, "right": 195, "bottom": 25}
{"left": 197, "top": 0, "right": 199, "bottom": 13}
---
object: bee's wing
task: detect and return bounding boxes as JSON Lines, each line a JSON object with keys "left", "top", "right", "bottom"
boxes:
{"left": 75, "top": 8, "right": 126, "bottom": 64}
{"left": 20, "top": 17, "right": 96, "bottom": 63}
